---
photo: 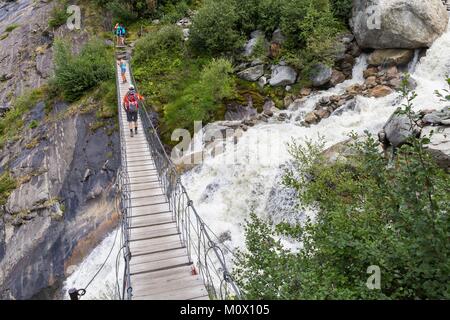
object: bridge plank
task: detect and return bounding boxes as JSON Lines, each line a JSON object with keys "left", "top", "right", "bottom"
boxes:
{"left": 132, "top": 274, "right": 203, "bottom": 296}
{"left": 130, "top": 255, "right": 190, "bottom": 275}
{"left": 130, "top": 188, "right": 164, "bottom": 199}
{"left": 130, "top": 195, "right": 167, "bottom": 207}
{"left": 129, "top": 224, "right": 179, "bottom": 241}
{"left": 128, "top": 213, "right": 174, "bottom": 228}
{"left": 130, "top": 203, "right": 171, "bottom": 216}
{"left": 129, "top": 182, "right": 162, "bottom": 192}
{"left": 133, "top": 284, "right": 208, "bottom": 300}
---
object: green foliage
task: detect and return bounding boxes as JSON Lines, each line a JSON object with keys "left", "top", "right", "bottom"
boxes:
{"left": 95, "top": 80, "right": 118, "bottom": 120}
{"left": 48, "top": 1, "right": 70, "bottom": 29}
{"left": 133, "top": 25, "right": 184, "bottom": 63}
{"left": 330, "top": 0, "right": 354, "bottom": 23}
{"left": 188, "top": 0, "right": 344, "bottom": 68}
{"left": 0, "top": 172, "right": 16, "bottom": 206}
{"left": 235, "top": 82, "right": 450, "bottom": 299}
{"left": 29, "top": 120, "right": 39, "bottom": 129}
{"left": 160, "top": 0, "right": 191, "bottom": 24}
{"left": 188, "top": 0, "right": 243, "bottom": 55}
{"left": 93, "top": 0, "right": 190, "bottom": 22}
{"left": 53, "top": 39, "right": 114, "bottom": 102}
{"left": 277, "top": 0, "right": 342, "bottom": 73}
{"left": 163, "top": 58, "right": 236, "bottom": 132}
{"left": 5, "top": 24, "right": 20, "bottom": 33}
{"left": 105, "top": 0, "right": 139, "bottom": 23}
{"left": 0, "top": 88, "right": 44, "bottom": 148}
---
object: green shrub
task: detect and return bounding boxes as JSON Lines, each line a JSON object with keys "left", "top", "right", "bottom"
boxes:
{"left": 133, "top": 25, "right": 184, "bottom": 63}
{"left": 163, "top": 58, "right": 236, "bottom": 132}
{"left": 105, "top": 0, "right": 138, "bottom": 23}
{"left": 48, "top": 1, "right": 69, "bottom": 29}
{"left": 95, "top": 80, "right": 118, "bottom": 120}
{"left": 53, "top": 39, "right": 114, "bottom": 102}
{"left": 0, "top": 88, "right": 44, "bottom": 147}
{"left": 0, "top": 172, "right": 16, "bottom": 206}
{"left": 160, "top": 0, "right": 190, "bottom": 24}
{"left": 330, "top": 0, "right": 354, "bottom": 23}
{"left": 188, "top": 0, "right": 243, "bottom": 55}
{"left": 29, "top": 120, "right": 39, "bottom": 129}
{"left": 281, "top": 2, "right": 342, "bottom": 73}
{"left": 234, "top": 82, "right": 450, "bottom": 300}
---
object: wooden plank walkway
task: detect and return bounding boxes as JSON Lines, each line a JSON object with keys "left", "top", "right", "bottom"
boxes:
{"left": 117, "top": 59, "right": 209, "bottom": 300}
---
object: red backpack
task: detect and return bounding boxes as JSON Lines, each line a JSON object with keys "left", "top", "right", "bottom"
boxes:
{"left": 127, "top": 92, "right": 139, "bottom": 112}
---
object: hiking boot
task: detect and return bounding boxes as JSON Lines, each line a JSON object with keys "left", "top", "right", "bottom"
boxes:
{"left": 135, "top": 127, "right": 138, "bottom": 134}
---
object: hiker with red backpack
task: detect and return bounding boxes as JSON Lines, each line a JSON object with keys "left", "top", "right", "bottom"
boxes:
{"left": 123, "top": 86, "right": 144, "bottom": 137}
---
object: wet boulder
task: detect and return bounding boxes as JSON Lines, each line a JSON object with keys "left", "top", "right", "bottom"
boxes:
{"left": 310, "top": 63, "right": 332, "bottom": 87}
{"left": 368, "top": 49, "right": 414, "bottom": 67}
{"left": 351, "top": 0, "right": 449, "bottom": 49}
{"left": 269, "top": 65, "right": 297, "bottom": 87}
{"left": 237, "top": 65, "right": 264, "bottom": 82}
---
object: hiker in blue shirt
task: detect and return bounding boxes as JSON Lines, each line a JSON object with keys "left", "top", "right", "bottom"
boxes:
{"left": 114, "top": 23, "right": 126, "bottom": 46}
{"left": 118, "top": 59, "right": 127, "bottom": 83}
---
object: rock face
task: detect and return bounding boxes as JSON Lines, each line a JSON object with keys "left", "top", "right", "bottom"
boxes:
{"left": 0, "top": 1, "right": 120, "bottom": 300}
{"left": 0, "top": 0, "right": 89, "bottom": 109}
{"left": 368, "top": 49, "right": 414, "bottom": 66}
{"left": 0, "top": 102, "right": 120, "bottom": 300}
{"left": 351, "top": 0, "right": 449, "bottom": 49}
{"left": 269, "top": 65, "right": 297, "bottom": 87}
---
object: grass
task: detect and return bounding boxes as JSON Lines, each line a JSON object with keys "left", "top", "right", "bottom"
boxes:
{"left": 0, "top": 88, "right": 45, "bottom": 148}
{"left": 29, "top": 120, "right": 39, "bottom": 129}
{"left": 5, "top": 24, "right": 20, "bottom": 33}
{"left": 0, "top": 172, "right": 17, "bottom": 206}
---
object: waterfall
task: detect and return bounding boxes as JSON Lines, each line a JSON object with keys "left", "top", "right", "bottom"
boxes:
{"left": 61, "top": 19, "right": 450, "bottom": 300}
{"left": 62, "top": 231, "right": 124, "bottom": 300}
{"left": 182, "top": 19, "right": 450, "bottom": 253}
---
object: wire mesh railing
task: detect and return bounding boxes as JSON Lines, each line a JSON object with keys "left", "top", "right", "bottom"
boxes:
{"left": 114, "top": 58, "right": 133, "bottom": 300}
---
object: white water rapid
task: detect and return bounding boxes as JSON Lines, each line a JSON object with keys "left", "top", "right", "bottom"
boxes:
{"left": 62, "top": 19, "right": 450, "bottom": 300}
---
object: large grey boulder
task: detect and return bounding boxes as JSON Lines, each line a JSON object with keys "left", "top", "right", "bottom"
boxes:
{"left": 237, "top": 65, "right": 264, "bottom": 82}
{"left": 378, "top": 112, "right": 420, "bottom": 148}
{"left": 351, "top": 0, "right": 449, "bottom": 49}
{"left": 310, "top": 64, "right": 333, "bottom": 87}
{"left": 269, "top": 65, "right": 297, "bottom": 87}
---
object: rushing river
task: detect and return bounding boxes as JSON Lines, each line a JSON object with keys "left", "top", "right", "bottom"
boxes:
{"left": 62, "top": 18, "right": 450, "bottom": 300}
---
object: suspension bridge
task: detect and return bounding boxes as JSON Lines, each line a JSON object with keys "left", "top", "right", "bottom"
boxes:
{"left": 114, "top": 49, "right": 241, "bottom": 300}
